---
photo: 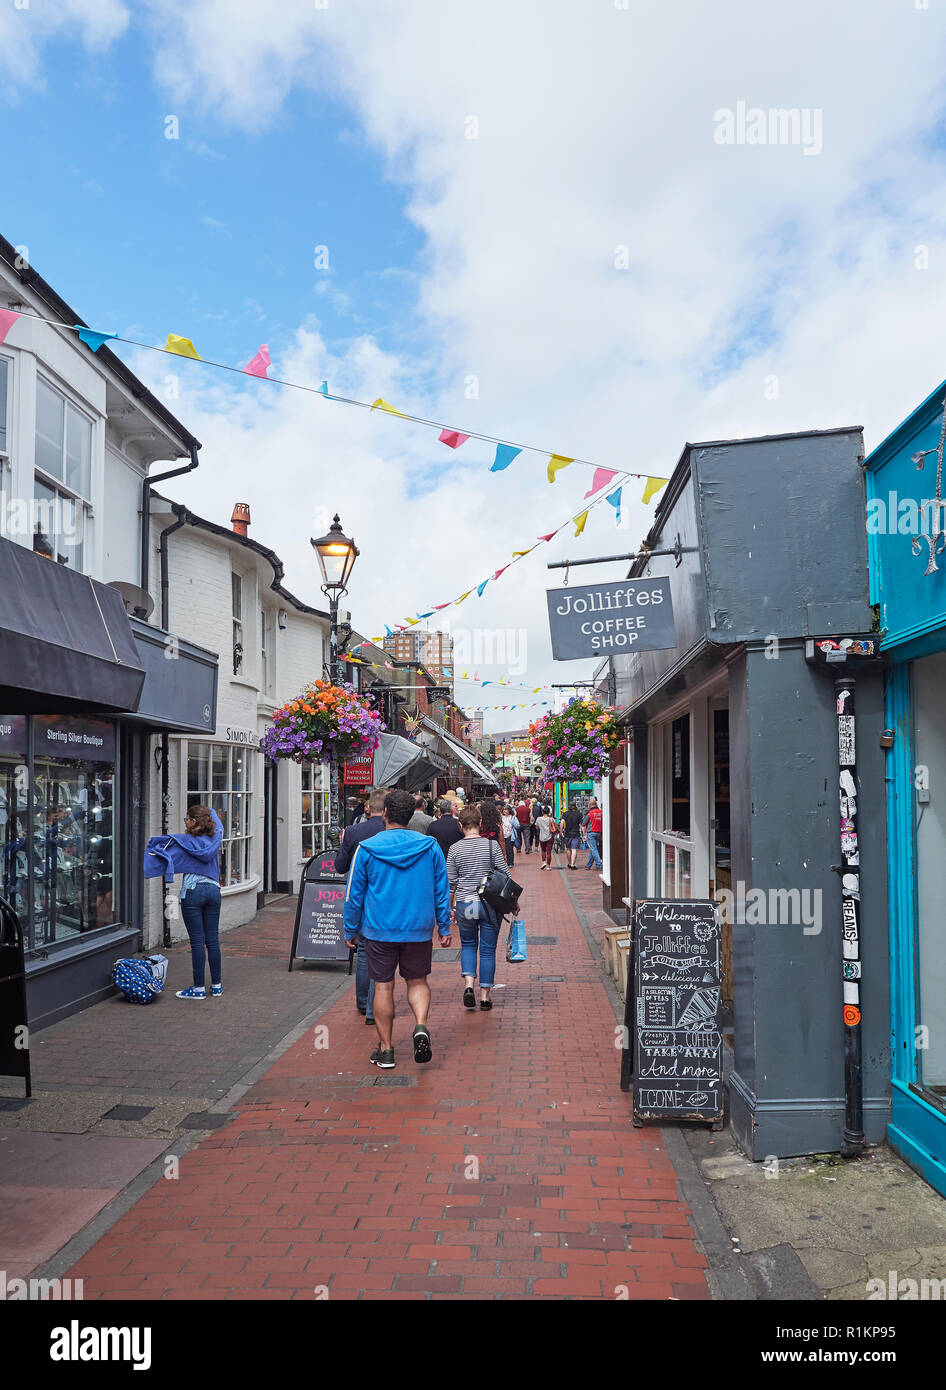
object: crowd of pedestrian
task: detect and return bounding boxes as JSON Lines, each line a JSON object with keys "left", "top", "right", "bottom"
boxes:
{"left": 150, "top": 773, "right": 603, "bottom": 1072}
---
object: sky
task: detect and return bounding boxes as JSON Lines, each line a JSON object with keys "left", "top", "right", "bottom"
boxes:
{"left": 4, "top": 0, "right": 946, "bottom": 731}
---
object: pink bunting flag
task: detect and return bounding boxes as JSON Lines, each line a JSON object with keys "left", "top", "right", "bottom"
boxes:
{"left": 493, "top": 565, "right": 510, "bottom": 580}
{"left": 0, "top": 309, "right": 20, "bottom": 345}
{"left": 439, "top": 429, "right": 469, "bottom": 449}
{"left": 433, "top": 603, "right": 451, "bottom": 610}
{"left": 585, "top": 467, "right": 618, "bottom": 498}
{"left": 537, "top": 530, "right": 559, "bottom": 542}
{"left": 243, "top": 344, "right": 271, "bottom": 378}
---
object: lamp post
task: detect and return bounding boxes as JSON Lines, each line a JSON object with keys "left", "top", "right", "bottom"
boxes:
{"left": 311, "top": 514, "right": 359, "bottom": 848}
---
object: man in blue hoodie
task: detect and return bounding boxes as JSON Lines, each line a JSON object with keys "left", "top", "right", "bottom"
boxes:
{"left": 344, "top": 788, "right": 452, "bottom": 1069}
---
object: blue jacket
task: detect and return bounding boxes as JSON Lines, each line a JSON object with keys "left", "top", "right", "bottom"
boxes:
{"left": 344, "top": 829, "right": 451, "bottom": 943}
{"left": 143, "top": 811, "right": 223, "bottom": 883}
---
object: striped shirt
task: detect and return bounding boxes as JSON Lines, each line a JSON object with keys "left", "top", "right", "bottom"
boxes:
{"left": 446, "top": 835, "right": 507, "bottom": 899}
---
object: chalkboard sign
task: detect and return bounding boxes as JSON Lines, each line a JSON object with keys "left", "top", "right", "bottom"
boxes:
{"left": 288, "top": 852, "right": 353, "bottom": 970}
{"left": 624, "top": 898, "right": 723, "bottom": 1128}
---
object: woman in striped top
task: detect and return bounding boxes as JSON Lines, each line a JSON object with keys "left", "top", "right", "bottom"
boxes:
{"left": 446, "top": 804, "right": 507, "bottom": 1011}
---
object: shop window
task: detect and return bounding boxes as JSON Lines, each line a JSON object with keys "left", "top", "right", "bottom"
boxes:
{"left": 0, "top": 716, "right": 117, "bottom": 949}
{"left": 187, "top": 742, "right": 253, "bottom": 886}
{"left": 301, "top": 763, "right": 330, "bottom": 858}
{"left": 912, "top": 651, "right": 946, "bottom": 1100}
{"left": 0, "top": 719, "right": 29, "bottom": 928}
{"left": 649, "top": 713, "right": 693, "bottom": 898}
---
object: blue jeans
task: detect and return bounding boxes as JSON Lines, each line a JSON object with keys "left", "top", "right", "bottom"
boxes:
{"left": 179, "top": 880, "right": 222, "bottom": 988}
{"left": 356, "top": 940, "right": 376, "bottom": 1020}
{"left": 585, "top": 832, "right": 602, "bottom": 869}
{"left": 457, "top": 898, "right": 501, "bottom": 987}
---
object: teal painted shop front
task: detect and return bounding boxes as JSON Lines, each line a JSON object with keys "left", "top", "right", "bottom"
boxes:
{"left": 866, "top": 375, "right": 946, "bottom": 1196}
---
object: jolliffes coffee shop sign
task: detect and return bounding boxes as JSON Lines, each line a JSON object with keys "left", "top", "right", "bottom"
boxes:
{"left": 546, "top": 577, "right": 676, "bottom": 661}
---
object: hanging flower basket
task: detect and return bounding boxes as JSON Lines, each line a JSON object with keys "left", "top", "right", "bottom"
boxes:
{"left": 261, "top": 680, "right": 384, "bottom": 764}
{"left": 529, "top": 697, "right": 621, "bottom": 782}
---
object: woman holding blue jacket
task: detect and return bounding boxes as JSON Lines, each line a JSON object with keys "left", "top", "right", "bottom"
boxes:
{"left": 144, "top": 805, "right": 224, "bottom": 1000}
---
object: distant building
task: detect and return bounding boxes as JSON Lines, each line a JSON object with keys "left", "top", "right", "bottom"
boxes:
{"left": 383, "top": 628, "right": 454, "bottom": 691}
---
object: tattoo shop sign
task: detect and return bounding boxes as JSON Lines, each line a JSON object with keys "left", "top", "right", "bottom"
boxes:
{"left": 546, "top": 577, "right": 676, "bottom": 661}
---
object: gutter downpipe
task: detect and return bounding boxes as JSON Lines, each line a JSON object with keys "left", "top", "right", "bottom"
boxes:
{"left": 140, "top": 442, "right": 200, "bottom": 593}
{"left": 157, "top": 503, "right": 189, "bottom": 948}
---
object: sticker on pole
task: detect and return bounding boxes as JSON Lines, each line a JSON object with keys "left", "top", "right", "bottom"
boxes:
{"left": 546, "top": 577, "right": 676, "bottom": 661}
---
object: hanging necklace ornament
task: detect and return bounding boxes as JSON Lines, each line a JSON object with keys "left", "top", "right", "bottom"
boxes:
{"left": 911, "top": 389, "right": 946, "bottom": 576}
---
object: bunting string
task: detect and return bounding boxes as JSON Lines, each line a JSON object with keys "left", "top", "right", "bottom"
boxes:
{"left": 0, "top": 306, "right": 668, "bottom": 498}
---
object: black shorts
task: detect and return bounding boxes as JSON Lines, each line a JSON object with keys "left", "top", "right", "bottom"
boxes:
{"left": 363, "top": 937, "right": 434, "bottom": 983}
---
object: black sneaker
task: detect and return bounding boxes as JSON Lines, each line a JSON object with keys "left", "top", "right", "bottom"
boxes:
{"left": 463, "top": 987, "right": 476, "bottom": 1009}
{"left": 412, "top": 1025, "right": 432, "bottom": 1065}
{"left": 370, "top": 1045, "right": 395, "bottom": 1068}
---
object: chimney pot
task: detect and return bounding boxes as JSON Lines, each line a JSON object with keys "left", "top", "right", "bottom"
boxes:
{"left": 231, "top": 502, "right": 251, "bottom": 537}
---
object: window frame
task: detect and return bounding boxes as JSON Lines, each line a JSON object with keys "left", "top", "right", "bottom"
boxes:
{"left": 231, "top": 571, "right": 244, "bottom": 676}
{"left": 35, "top": 373, "right": 93, "bottom": 502}
{"left": 185, "top": 740, "right": 255, "bottom": 888}
{"left": 300, "top": 762, "right": 330, "bottom": 860}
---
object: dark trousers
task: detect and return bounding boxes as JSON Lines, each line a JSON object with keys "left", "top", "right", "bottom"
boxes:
{"left": 356, "top": 940, "right": 376, "bottom": 1019}
{"left": 179, "top": 881, "right": 222, "bottom": 988}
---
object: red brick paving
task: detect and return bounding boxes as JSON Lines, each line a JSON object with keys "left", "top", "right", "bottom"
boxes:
{"left": 67, "top": 854, "right": 709, "bottom": 1300}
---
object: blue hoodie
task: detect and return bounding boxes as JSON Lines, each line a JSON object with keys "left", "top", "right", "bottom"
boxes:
{"left": 344, "top": 828, "right": 452, "bottom": 943}
{"left": 143, "top": 810, "right": 224, "bottom": 883}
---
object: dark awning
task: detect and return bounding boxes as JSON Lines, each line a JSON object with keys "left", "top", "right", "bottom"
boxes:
{"left": 0, "top": 536, "right": 145, "bottom": 714}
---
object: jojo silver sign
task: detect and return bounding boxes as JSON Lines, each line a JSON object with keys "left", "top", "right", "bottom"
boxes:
{"left": 546, "top": 577, "right": 676, "bottom": 660}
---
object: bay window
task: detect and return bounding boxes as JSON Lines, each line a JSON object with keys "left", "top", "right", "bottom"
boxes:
{"left": 187, "top": 742, "right": 255, "bottom": 886}
{"left": 34, "top": 376, "right": 92, "bottom": 571}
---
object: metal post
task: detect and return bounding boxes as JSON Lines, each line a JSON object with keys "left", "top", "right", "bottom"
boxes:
{"left": 328, "top": 594, "right": 341, "bottom": 849}
{"left": 836, "top": 671, "right": 865, "bottom": 1157}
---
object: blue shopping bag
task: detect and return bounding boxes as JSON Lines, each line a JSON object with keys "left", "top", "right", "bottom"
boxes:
{"left": 506, "top": 917, "right": 527, "bottom": 963}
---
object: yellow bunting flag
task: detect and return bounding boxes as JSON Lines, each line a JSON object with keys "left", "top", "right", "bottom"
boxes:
{"left": 370, "top": 398, "right": 407, "bottom": 417}
{"left": 512, "top": 546, "right": 537, "bottom": 557}
{"left": 406, "top": 617, "right": 420, "bottom": 625}
{"left": 165, "top": 334, "right": 202, "bottom": 360}
{"left": 455, "top": 590, "right": 473, "bottom": 603}
{"left": 573, "top": 510, "right": 589, "bottom": 536}
{"left": 642, "top": 476, "right": 668, "bottom": 504}
{"left": 547, "top": 454, "right": 574, "bottom": 484}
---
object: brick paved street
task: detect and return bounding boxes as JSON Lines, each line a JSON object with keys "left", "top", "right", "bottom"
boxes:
{"left": 62, "top": 853, "right": 709, "bottom": 1300}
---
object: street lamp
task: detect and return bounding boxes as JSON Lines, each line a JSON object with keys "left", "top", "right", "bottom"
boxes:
{"left": 311, "top": 514, "right": 359, "bottom": 847}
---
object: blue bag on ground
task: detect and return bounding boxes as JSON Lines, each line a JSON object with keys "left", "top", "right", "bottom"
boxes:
{"left": 506, "top": 918, "right": 527, "bottom": 963}
{"left": 112, "top": 955, "right": 168, "bottom": 1004}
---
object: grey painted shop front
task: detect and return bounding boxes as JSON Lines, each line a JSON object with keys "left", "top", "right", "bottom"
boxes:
{"left": 611, "top": 427, "right": 890, "bottom": 1159}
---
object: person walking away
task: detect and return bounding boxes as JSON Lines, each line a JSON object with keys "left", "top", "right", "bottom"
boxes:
{"left": 584, "top": 798, "right": 603, "bottom": 870}
{"left": 447, "top": 805, "right": 507, "bottom": 1010}
{"left": 426, "top": 799, "right": 463, "bottom": 855}
{"left": 562, "top": 801, "right": 583, "bottom": 870}
{"left": 335, "top": 786, "right": 387, "bottom": 1025}
{"left": 144, "top": 804, "right": 223, "bottom": 999}
{"left": 529, "top": 798, "right": 543, "bottom": 853}
{"left": 408, "top": 793, "right": 434, "bottom": 834}
{"left": 479, "top": 798, "right": 507, "bottom": 864}
{"left": 535, "top": 806, "right": 558, "bottom": 869}
{"left": 516, "top": 797, "right": 532, "bottom": 852}
{"left": 343, "top": 789, "right": 452, "bottom": 1069}
{"left": 500, "top": 804, "right": 518, "bottom": 866}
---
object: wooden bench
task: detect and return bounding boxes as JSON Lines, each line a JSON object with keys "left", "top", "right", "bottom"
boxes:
{"left": 614, "top": 936, "right": 631, "bottom": 998}
{"left": 603, "top": 925, "right": 625, "bottom": 978}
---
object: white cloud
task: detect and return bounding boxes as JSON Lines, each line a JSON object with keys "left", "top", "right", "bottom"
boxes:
{"left": 129, "top": 0, "right": 946, "bottom": 727}
{"left": 0, "top": 0, "right": 128, "bottom": 89}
